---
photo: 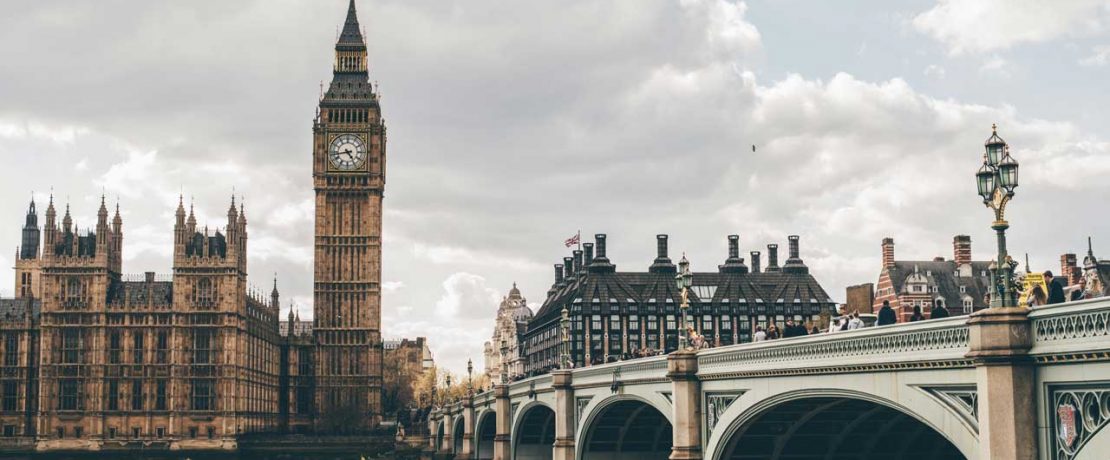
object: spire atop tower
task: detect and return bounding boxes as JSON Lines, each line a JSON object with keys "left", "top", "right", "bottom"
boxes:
{"left": 338, "top": 0, "right": 364, "bottom": 47}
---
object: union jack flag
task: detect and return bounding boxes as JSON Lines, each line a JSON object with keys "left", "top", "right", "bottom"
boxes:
{"left": 564, "top": 232, "right": 580, "bottom": 248}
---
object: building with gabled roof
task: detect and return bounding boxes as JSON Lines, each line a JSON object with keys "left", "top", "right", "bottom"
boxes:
{"left": 522, "top": 233, "right": 837, "bottom": 375}
{"left": 873, "top": 235, "right": 992, "bottom": 321}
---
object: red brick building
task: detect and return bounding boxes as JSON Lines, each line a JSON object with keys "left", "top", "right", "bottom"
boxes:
{"left": 872, "top": 235, "right": 992, "bottom": 322}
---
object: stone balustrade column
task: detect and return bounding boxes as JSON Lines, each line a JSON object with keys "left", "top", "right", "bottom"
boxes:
{"left": 552, "top": 370, "right": 576, "bottom": 460}
{"left": 493, "top": 384, "right": 512, "bottom": 459}
{"left": 461, "top": 396, "right": 475, "bottom": 457}
{"left": 668, "top": 351, "right": 702, "bottom": 460}
{"left": 966, "top": 307, "right": 1036, "bottom": 460}
{"left": 426, "top": 409, "right": 440, "bottom": 455}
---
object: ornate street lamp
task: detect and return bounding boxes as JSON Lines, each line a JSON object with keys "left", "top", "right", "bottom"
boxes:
{"left": 560, "top": 307, "right": 571, "bottom": 369}
{"left": 467, "top": 358, "right": 474, "bottom": 396}
{"left": 674, "top": 253, "right": 693, "bottom": 351}
{"left": 441, "top": 375, "right": 450, "bottom": 404}
{"left": 976, "top": 124, "right": 1021, "bottom": 308}
{"left": 499, "top": 339, "right": 509, "bottom": 385}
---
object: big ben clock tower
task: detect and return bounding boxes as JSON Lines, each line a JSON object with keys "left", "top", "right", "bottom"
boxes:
{"left": 312, "top": 0, "right": 384, "bottom": 430}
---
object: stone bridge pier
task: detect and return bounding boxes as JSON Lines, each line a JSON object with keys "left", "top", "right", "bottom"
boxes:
{"left": 426, "top": 299, "right": 1110, "bottom": 459}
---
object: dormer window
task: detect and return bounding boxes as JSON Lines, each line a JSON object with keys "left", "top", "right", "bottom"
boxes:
{"left": 959, "top": 286, "right": 967, "bottom": 294}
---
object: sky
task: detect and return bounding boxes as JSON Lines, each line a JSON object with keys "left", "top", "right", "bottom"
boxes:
{"left": 1, "top": 0, "right": 1109, "bottom": 375}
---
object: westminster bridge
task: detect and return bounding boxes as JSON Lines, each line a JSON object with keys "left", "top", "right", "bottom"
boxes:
{"left": 426, "top": 297, "right": 1110, "bottom": 460}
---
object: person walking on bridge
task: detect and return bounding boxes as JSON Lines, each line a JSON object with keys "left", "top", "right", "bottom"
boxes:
{"left": 930, "top": 299, "right": 950, "bottom": 319}
{"left": 877, "top": 300, "right": 897, "bottom": 326}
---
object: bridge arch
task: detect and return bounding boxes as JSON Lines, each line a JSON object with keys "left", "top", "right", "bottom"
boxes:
{"left": 452, "top": 414, "right": 465, "bottom": 455}
{"left": 710, "top": 390, "right": 970, "bottom": 460}
{"left": 434, "top": 419, "right": 446, "bottom": 452}
{"left": 512, "top": 401, "right": 556, "bottom": 460}
{"left": 577, "top": 394, "right": 674, "bottom": 460}
{"left": 475, "top": 409, "right": 497, "bottom": 460}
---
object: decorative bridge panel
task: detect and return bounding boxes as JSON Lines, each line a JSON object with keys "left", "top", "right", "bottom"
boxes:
{"left": 1049, "top": 383, "right": 1110, "bottom": 460}
{"left": 697, "top": 317, "right": 970, "bottom": 377}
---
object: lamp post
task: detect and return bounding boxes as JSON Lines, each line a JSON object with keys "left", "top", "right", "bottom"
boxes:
{"left": 975, "top": 124, "right": 1021, "bottom": 308}
{"left": 674, "top": 253, "right": 693, "bottom": 351}
{"left": 560, "top": 307, "right": 571, "bottom": 369}
{"left": 467, "top": 358, "right": 474, "bottom": 396}
{"left": 445, "top": 374, "right": 452, "bottom": 404}
{"left": 499, "top": 339, "right": 509, "bottom": 385}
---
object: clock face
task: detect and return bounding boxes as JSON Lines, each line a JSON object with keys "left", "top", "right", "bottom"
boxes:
{"left": 328, "top": 133, "right": 366, "bottom": 170}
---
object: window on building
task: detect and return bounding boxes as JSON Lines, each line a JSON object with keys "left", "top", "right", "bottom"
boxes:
{"left": 2, "top": 381, "right": 17, "bottom": 411}
{"left": 189, "top": 427, "right": 198, "bottom": 439}
{"left": 192, "top": 380, "right": 215, "bottom": 411}
{"left": 721, "top": 315, "right": 732, "bottom": 330}
{"left": 193, "top": 330, "right": 213, "bottom": 365}
{"left": 206, "top": 426, "right": 215, "bottom": 439}
{"left": 107, "top": 427, "right": 116, "bottom": 439}
{"left": 56, "top": 427, "right": 64, "bottom": 439}
{"left": 155, "top": 380, "right": 167, "bottom": 411}
{"left": 3, "top": 334, "right": 17, "bottom": 367}
{"left": 155, "top": 331, "right": 168, "bottom": 364}
{"left": 629, "top": 315, "right": 640, "bottom": 330}
{"left": 647, "top": 315, "right": 658, "bottom": 330}
{"left": 156, "top": 427, "right": 166, "bottom": 438}
{"left": 665, "top": 315, "right": 676, "bottom": 330}
{"left": 107, "top": 380, "right": 119, "bottom": 411}
{"left": 132, "top": 332, "right": 144, "bottom": 364}
{"left": 609, "top": 315, "right": 621, "bottom": 331}
{"left": 701, "top": 315, "right": 713, "bottom": 332}
{"left": 2, "top": 425, "right": 15, "bottom": 437}
{"left": 64, "top": 277, "right": 85, "bottom": 308}
{"left": 59, "top": 379, "right": 80, "bottom": 411}
{"left": 74, "top": 426, "right": 82, "bottom": 438}
{"left": 131, "top": 380, "right": 143, "bottom": 411}
{"left": 960, "top": 286, "right": 967, "bottom": 294}
{"left": 61, "top": 329, "right": 80, "bottom": 364}
{"left": 108, "top": 330, "right": 121, "bottom": 364}
{"left": 131, "top": 427, "right": 140, "bottom": 439}
{"left": 963, "top": 299, "right": 973, "bottom": 313}
{"left": 194, "top": 277, "right": 215, "bottom": 309}
{"left": 913, "top": 285, "right": 922, "bottom": 293}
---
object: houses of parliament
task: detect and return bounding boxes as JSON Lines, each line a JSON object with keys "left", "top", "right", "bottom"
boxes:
{"left": 0, "top": 0, "right": 386, "bottom": 451}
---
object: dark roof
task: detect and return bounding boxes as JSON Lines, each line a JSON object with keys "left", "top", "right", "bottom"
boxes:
{"left": 337, "top": 0, "right": 365, "bottom": 48}
{"left": 887, "top": 260, "right": 992, "bottom": 308}
{"left": 0, "top": 298, "right": 40, "bottom": 320}
{"left": 531, "top": 264, "right": 836, "bottom": 328}
{"left": 108, "top": 279, "right": 174, "bottom": 307}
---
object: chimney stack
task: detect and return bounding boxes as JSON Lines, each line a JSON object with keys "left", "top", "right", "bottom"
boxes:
{"left": 573, "top": 250, "right": 584, "bottom": 278}
{"left": 564, "top": 257, "right": 574, "bottom": 279}
{"left": 584, "top": 243, "right": 594, "bottom": 267}
{"left": 650, "top": 234, "right": 676, "bottom": 274}
{"left": 554, "top": 264, "right": 564, "bottom": 285}
{"left": 882, "top": 238, "right": 895, "bottom": 269}
{"left": 589, "top": 234, "right": 616, "bottom": 273}
{"left": 719, "top": 235, "right": 748, "bottom": 274}
{"left": 766, "top": 244, "right": 780, "bottom": 272}
{"left": 1061, "top": 253, "right": 1079, "bottom": 284}
{"left": 782, "top": 235, "right": 808, "bottom": 274}
{"left": 750, "top": 251, "right": 761, "bottom": 273}
{"left": 953, "top": 235, "right": 972, "bottom": 266}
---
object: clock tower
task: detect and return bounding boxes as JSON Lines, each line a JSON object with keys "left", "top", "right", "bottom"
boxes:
{"left": 311, "top": 0, "right": 385, "bottom": 430}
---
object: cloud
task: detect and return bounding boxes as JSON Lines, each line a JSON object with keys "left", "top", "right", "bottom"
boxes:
{"left": 1080, "top": 45, "right": 1110, "bottom": 66}
{"left": 924, "top": 64, "right": 946, "bottom": 79}
{"left": 433, "top": 272, "right": 501, "bottom": 320}
{"left": 978, "top": 56, "right": 1010, "bottom": 78}
{"left": 912, "top": 0, "right": 1110, "bottom": 55}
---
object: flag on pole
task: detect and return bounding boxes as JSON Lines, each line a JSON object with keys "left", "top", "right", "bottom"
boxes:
{"left": 564, "top": 231, "right": 580, "bottom": 248}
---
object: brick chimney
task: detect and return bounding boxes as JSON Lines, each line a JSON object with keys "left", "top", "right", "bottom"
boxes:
{"left": 1061, "top": 253, "right": 1079, "bottom": 284}
{"left": 564, "top": 257, "right": 574, "bottom": 279}
{"left": 573, "top": 250, "right": 584, "bottom": 279}
{"left": 882, "top": 237, "right": 895, "bottom": 269}
{"left": 953, "top": 235, "right": 972, "bottom": 266}
{"left": 554, "top": 264, "right": 564, "bottom": 285}
{"left": 583, "top": 243, "right": 594, "bottom": 267}
{"left": 750, "top": 251, "right": 761, "bottom": 273}
{"left": 766, "top": 244, "right": 780, "bottom": 272}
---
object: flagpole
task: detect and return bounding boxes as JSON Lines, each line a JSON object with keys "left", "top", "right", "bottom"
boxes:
{"left": 577, "top": 229, "right": 581, "bottom": 250}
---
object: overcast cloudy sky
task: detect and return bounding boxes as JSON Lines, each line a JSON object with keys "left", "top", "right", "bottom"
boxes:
{"left": 2, "top": 0, "right": 1109, "bottom": 374}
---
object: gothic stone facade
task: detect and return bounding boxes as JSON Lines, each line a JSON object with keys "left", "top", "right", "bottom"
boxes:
{"left": 311, "top": 0, "right": 386, "bottom": 429}
{"left": 0, "top": 1, "right": 388, "bottom": 449}
{"left": 483, "top": 285, "right": 532, "bottom": 382}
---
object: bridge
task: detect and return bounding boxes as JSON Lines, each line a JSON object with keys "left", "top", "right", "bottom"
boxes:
{"left": 426, "top": 298, "right": 1110, "bottom": 460}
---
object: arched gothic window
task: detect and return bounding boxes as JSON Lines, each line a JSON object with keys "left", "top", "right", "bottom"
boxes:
{"left": 194, "top": 278, "right": 215, "bottom": 309}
